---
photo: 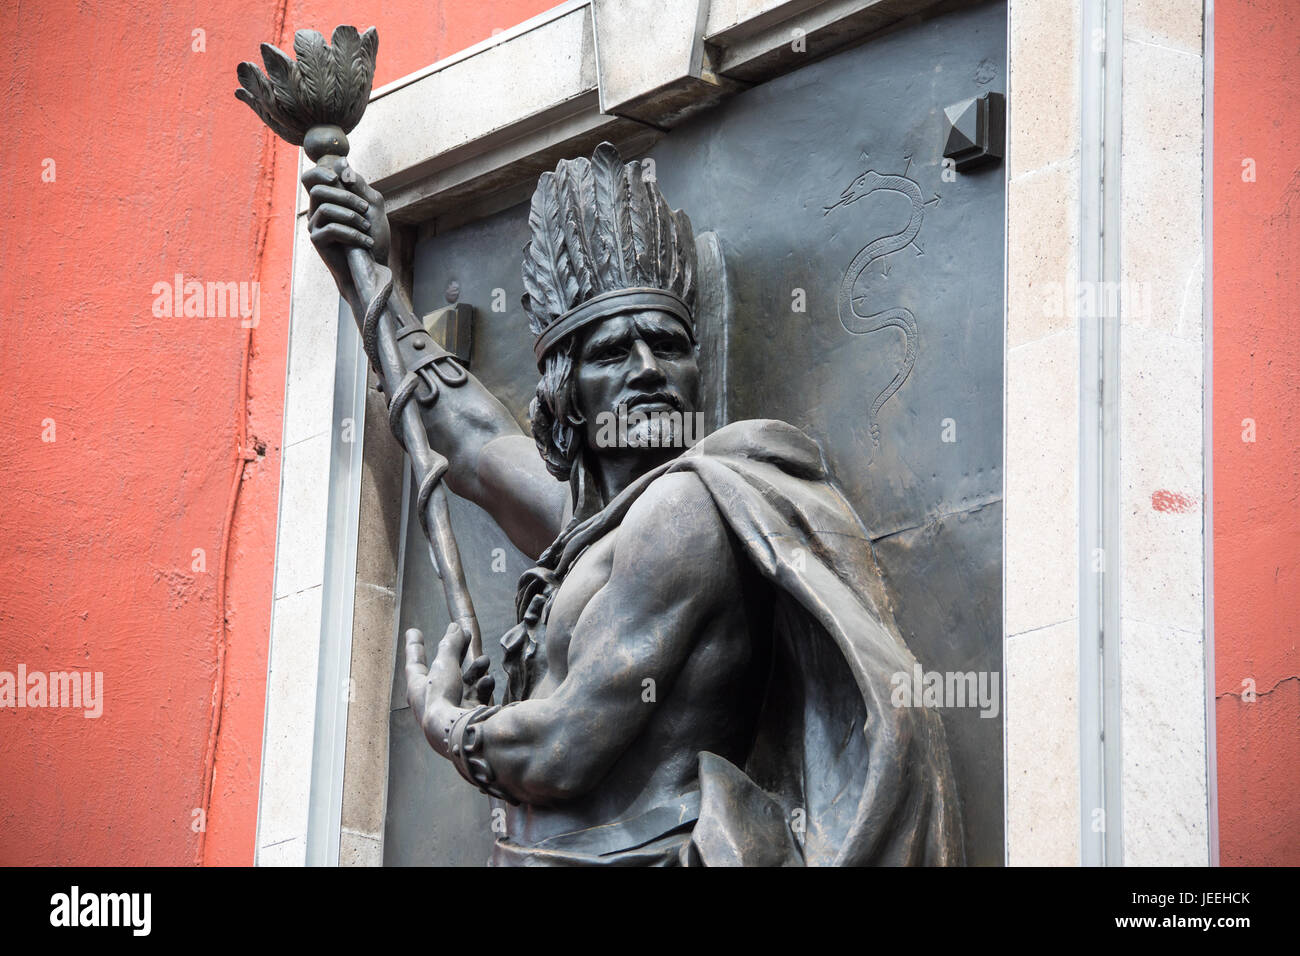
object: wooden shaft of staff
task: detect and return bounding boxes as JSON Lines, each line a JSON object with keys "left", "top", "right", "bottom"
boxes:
{"left": 345, "top": 245, "right": 484, "bottom": 661}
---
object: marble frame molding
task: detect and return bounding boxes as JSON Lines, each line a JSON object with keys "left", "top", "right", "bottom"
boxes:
{"left": 255, "top": 0, "right": 1214, "bottom": 868}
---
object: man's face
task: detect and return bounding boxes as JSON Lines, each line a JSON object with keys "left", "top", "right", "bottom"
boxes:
{"left": 574, "top": 309, "right": 701, "bottom": 456}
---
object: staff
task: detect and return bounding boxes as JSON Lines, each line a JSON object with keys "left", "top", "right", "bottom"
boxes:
{"left": 235, "top": 26, "right": 483, "bottom": 659}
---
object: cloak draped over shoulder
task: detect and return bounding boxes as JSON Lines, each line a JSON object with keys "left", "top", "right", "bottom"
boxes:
{"left": 504, "top": 419, "right": 964, "bottom": 866}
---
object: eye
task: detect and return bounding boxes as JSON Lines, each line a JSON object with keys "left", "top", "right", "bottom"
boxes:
{"left": 651, "top": 338, "right": 688, "bottom": 358}
{"left": 593, "top": 344, "right": 628, "bottom": 363}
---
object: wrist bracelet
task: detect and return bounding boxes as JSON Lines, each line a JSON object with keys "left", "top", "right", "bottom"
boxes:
{"left": 447, "top": 704, "right": 514, "bottom": 803}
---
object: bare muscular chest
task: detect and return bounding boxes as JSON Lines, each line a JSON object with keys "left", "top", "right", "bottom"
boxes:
{"left": 529, "top": 532, "right": 618, "bottom": 694}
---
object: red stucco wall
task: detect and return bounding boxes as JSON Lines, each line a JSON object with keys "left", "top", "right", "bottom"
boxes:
{"left": 1213, "top": 0, "right": 1300, "bottom": 866}
{"left": 8, "top": 0, "right": 1293, "bottom": 871}
{"left": 0, "top": 0, "right": 555, "bottom": 866}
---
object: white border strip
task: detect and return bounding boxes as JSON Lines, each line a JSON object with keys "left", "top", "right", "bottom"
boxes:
{"left": 304, "top": 302, "right": 368, "bottom": 866}
{"left": 1201, "top": 0, "right": 1218, "bottom": 868}
{"left": 1078, "top": 0, "right": 1124, "bottom": 867}
{"left": 999, "top": 0, "right": 1012, "bottom": 868}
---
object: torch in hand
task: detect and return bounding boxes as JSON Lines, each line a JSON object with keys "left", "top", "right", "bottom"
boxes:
{"left": 235, "top": 26, "right": 484, "bottom": 662}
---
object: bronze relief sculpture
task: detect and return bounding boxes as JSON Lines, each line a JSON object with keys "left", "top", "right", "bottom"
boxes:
{"left": 238, "top": 26, "right": 964, "bottom": 866}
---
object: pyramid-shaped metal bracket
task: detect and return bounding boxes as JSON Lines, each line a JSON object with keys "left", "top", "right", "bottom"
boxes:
{"left": 943, "top": 91, "right": 1005, "bottom": 171}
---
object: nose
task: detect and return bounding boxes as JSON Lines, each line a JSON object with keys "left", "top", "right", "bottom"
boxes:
{"left": 627, "top": 340, "right": 666, "bottom": 388}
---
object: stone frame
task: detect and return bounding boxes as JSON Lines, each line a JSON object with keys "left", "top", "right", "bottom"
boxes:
{"left": 254, "top": 0, "right": 1214, "bottom": 867}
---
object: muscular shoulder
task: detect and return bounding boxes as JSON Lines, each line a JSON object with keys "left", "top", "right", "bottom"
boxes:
{"left": 614, "top": 471, "right": 733, "bottom": 573}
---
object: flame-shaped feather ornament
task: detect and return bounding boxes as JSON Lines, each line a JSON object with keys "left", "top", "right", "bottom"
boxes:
{"left": 236, "top": 26, "right": 484, "bottom": 662}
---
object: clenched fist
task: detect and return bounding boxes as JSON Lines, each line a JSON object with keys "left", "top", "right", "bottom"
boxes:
{"left": 302, "top": 156, "right": 391, "bottom": 315}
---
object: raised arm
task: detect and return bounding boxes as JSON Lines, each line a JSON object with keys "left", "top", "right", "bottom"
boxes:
{"left": 304, "top": 159, "right": 566, "bottom": 558}
{"left": 407, "top": 472, "right": 737, "bottom": 805}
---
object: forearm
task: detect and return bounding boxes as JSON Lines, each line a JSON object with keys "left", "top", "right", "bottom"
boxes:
{"left": 362, "top": 284, "right": 525, "bottom": 494}
{"left": 455, "top": 695, "right": 622, "bottom": 806}
{"left": 358, "top": 281, "right": 562, "bottom": 553}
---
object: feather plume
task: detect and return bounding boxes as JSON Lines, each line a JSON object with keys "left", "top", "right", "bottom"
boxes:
{"left": 674, "top": 209, "right": 696, "bottom": 304}
{"left": 558, "top": 159, "right": 598, "bottom": 301}
{"left": 590, "top": 143, "right": 628, "bottom": 290}
{"left": 329, "top": 26, "right": 362, "bottom": 129}
{"left": 353, "top": 28, "right": 379, "bottom": 130}
{"left": 615, "top": 157, "right": 639, "bottom": 286}
{"left": 259, "top": 43, "right": 302, "bottom": 127}
{"left": 624, "top": 164, "right": 656, "bottom": 286}
{"left": 236, "top": 62, "right": 302, "bottom": 143}
{"left": 321, "top": 27, "right": 349, "bottom": 117}
{"left": 292, "top": 30, "right": 333, "bottom": 126}
{"left": 590, "top": 140, "right": 629, "bottom": 287}
{"left": 653, "top": 187, "right": 674, "bottom": 292}
{"left": 522, "top": 172, "right": 580, "bottom": 331}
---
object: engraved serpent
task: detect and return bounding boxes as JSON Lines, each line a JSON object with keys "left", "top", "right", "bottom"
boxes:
{"left": 831, "top": 169, "right": 923, "bottom": 447}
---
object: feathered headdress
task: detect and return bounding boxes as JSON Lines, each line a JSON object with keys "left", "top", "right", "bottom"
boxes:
{"left": 523, "top": 143, "right": 698, "bottom": 369}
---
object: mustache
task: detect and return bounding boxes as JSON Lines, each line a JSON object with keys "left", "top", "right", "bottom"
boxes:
{"left": 619, "top": 391, "right": 684, "bottom": 412}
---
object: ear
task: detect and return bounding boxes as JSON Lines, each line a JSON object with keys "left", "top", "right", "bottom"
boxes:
{"left": 562, "top": 364, "right": 587, "bottom": 427}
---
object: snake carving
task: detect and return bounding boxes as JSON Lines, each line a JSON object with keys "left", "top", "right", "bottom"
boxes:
{"left": 826, "top": 167, "right": 930, "bottom": 449}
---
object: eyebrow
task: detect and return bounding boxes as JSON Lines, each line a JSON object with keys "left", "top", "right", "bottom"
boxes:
{"left": 582, "top": 324, "right": 634, "bottom": 356}
{"left": 633, "top": 316, "right": 691, "bottom": 342}
{"left": 581, "top": 315, "right": 692, "bottom": 357}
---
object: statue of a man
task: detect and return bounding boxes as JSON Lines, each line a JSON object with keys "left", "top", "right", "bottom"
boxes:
{"left": 305, "top": 142, "right": 964, "bottom": 866}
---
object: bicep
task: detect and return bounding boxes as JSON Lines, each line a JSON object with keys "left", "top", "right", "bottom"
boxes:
{"left": 475, "top": 434, "right": 568, "bottom": 558}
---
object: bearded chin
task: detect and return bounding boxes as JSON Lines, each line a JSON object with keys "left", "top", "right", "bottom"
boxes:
{"left": 626, "top": 411, "right": 692, "bottom": 450}
{"left": 628, "top": 417, "right": 662, "bottom": 449}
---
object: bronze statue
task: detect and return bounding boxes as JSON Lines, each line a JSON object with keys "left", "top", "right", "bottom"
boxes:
{"left": 239, "top": 26, "right": 964, "bottom": 866}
